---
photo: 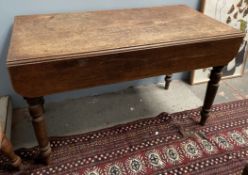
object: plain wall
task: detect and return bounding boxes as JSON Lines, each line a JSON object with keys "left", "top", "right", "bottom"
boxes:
{"left": 0, "top": 0, "right": 200, "bottom": 108}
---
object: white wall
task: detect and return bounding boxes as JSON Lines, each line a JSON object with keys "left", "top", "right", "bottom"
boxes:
{"left": 0, "top": 0, "right": 200, "bottom": 107}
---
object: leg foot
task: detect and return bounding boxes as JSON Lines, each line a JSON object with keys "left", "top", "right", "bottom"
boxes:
{"left": 200, "top": 66, "right": 224, "bottom": 125}
{"left": 1, "top": 134, "right": 22, "bottom": 169}
{"left": 164, "top": 74, "right": 172, "bottom": 90}
{"left": 25, "top": 97, "right": 51, "bottom": 165}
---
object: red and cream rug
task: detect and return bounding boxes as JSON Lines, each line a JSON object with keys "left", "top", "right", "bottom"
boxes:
{"left": 1, "top": 100, "right": 248, "bottom": 174}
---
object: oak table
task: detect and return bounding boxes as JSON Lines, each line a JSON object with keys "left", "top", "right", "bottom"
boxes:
{"left": 7, "top": 5, "right": 244, "bottom": 164}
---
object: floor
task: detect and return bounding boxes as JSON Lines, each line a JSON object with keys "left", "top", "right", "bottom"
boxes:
{"left": 11, "top": 71, "right": 248, "bottom": 149}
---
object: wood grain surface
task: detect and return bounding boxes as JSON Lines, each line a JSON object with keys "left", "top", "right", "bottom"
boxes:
{"left": 7, "top": 5, "right": 243, "bottom": 65}
{"left": 7, "top": 5, "right": 244, "bottom": 97}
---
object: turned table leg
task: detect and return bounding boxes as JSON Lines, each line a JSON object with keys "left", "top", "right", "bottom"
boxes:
{"left": 200, "top": 66, "right": 224, "bottom": 125}
{"left": 24, "top": 97, "right": 45, "bottom": 112}
{"left": 1, "top": 134, "right": 22, "bottom": 169}
{"left": 164, "top": 74, "right": 172, "bottom": 90}
{"left": 40, "top": 96, "right": 45, "bottom": 112}
{"left": 24, "top": 97, "right": 51, "bottom": 164}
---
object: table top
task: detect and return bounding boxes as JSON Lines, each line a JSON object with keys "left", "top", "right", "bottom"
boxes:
{"left": 7, "top": 5, "right": 243, "bottom": 66}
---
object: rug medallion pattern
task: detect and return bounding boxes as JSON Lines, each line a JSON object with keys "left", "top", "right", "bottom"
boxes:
{"left": 0, "top": 100, "right": 248, "bottom": 174}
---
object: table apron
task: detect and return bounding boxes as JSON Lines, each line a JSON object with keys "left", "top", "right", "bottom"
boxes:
{"left": 8, "top": 37, "right": 242, "bottom": 97}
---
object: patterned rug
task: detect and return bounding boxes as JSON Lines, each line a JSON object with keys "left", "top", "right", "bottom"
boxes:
{"left": 1, "top": 100, "right": 248, "bottom": 175}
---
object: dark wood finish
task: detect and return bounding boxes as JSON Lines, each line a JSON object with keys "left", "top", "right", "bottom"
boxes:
{"left": 24, "top": 97, "right": 45, "bottom": 112}
{"left": 7, "top": 5, "right": 244, "bottom": 97}
{"left": 25, "top": 97, "right": 51, "bottom": 164}
{"left": 1, "top": 134, "right": 22, "bottom": 169}
{"left": 6, "top": 5, "right": 245, "bottom": 164}
{"left": 164, "top": 74, "right": 172, "bottom": 90}
{"left": 189, "top": 0, "right": 206, "bottom": 86}
{"left": 200, "top": 66, "right": 224, "bottom": 125}
{"left": 8, "top": 37, "right": 243, "bottom": 97}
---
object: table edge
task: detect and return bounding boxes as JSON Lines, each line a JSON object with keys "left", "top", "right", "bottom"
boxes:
{"left": 7, "top": 32, "right": 245, "bottom": 67}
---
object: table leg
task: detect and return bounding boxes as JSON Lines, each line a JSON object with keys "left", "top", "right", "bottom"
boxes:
{"left": 40, "top": 96, "right": 45, "bottom": 112}
{"left": 24, "top": 97, "right": 45, "bottom": 112}
{"left": 24, "top": 97, "right": 51, "bottom": 164}
{"left": 164, "top": 74, "right": 172, "bottom": 90}
{"left": 200, "top": 66, "right": 224, "bottom": 125}
{"left": 1, "top": 134, "right": 22, "bottom": 169}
